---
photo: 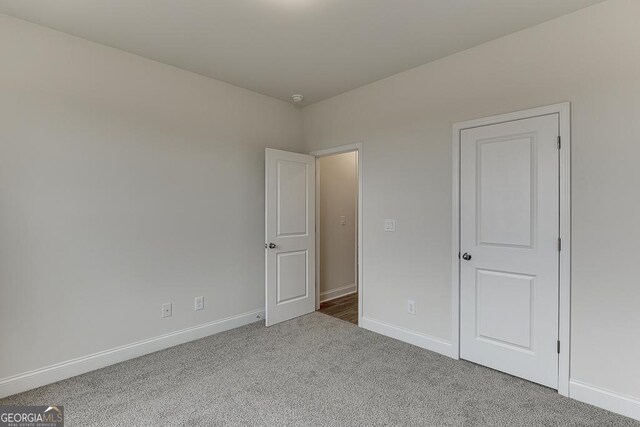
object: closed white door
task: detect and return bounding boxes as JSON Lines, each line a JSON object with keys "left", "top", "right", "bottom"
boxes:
{"left": 265, "top": 149, "right": 315, "bottom": 326}
{"left": 460, "top": 114, "right": 559, "bottom": 388}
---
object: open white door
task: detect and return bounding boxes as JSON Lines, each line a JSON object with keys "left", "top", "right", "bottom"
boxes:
{"left": 265, "top": 149, "right": 315, "bottom": 326}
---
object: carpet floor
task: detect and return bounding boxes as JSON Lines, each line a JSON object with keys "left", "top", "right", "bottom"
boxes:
{"left": 1, "top": 312, "right": 637, "bottom": 426}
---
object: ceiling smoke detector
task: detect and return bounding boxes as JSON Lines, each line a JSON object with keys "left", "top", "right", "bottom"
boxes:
{"left": 291, "top": 94, "right": 304, "bottom": 104}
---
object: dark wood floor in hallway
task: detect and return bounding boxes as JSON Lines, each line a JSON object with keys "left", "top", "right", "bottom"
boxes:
{"left": 318, "top": 293, "right": 358, "bottom": 324}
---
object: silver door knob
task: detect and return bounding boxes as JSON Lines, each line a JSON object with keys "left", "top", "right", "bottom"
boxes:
{"left": 265, "top": 243, "right": 276, "bottom": 249}
{"left": 462, "top": 253, "right": 472, "bottom": 261}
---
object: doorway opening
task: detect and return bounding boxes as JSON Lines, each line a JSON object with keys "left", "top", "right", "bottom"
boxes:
{"left": 264, "top": 143, "right": 362, "bottom": 327}
{"left": 313, "top": 148, "right": 360, "bottom": 325}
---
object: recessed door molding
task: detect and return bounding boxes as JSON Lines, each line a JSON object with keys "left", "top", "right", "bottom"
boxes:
{"left": 451, "top": 103, "right": 571, "bottom": 396}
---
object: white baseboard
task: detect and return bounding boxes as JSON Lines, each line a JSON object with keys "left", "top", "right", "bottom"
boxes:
{"left": 361, "top": 316, "right": 452, "bottom": 357}
{"left": 320, "top": 283, "right": 356, "bottom": 303}
{"left": 0, "top": 309, "right": 264, "bottom": 399}
{"left": 570, "top": 380, "right": 640, "bottom": 421}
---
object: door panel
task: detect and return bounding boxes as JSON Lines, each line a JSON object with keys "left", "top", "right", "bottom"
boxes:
{"left": 460, "top": 114, "right": 559, "bottom": 389}
{"left": 276, "top": 250, "right": 309, "bottom": 304}
{"left": 476, "top": 269, "right": 535, "bottom": 350}
{"left": 477, "top": 135, "right": 534, "bottom": 248}
{"left": 265, "top": 149, "right": 315, "bottom": 326}
{"left": 277, "top": 161, "right": 309, "bottom": 237}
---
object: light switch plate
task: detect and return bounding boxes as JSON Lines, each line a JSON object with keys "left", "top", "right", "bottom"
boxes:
{"left": 384, "top": 219, "right": 396, "bottom": 232}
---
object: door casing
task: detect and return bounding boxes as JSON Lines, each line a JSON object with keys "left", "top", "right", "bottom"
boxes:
{"left": 451, "top": 103, "right": 571, "bottom": 396}
{"left": 311, "top": 143, "right": 363, "bottom": 327}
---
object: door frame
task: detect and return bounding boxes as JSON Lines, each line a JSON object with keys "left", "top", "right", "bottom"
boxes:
{"left": 451, "top": 103, "right": 571, "bottom": 396}
{"left": 310, "top": 143, "right": 363, "bottom": 327}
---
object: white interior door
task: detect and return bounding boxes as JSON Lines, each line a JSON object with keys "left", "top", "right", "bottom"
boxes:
{"left": 460, "top": 114, "right": 560, "bottom": 388}
{"left": 265, "top": 149, "right": 315, "bottom": 326}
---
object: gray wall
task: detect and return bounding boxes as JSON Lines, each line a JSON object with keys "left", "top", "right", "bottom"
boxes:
{"left": 0, "top": 14, "right": 302, "bottom": 379}
{"left": 319, "top": 152, "right": 357, "bottom": 300}
{"left": 303, "top": 0, "right": 640, "bottom": 399}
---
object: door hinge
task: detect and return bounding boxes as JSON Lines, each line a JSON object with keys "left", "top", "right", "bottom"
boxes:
{"left": 558, "top": 238, "right": 562, "bottom": 252}
{"left": 557, "top": 340, "right": 561, "bottom": 354}
{"left": 557, "top": 136, "right": 561, "bottom": 150}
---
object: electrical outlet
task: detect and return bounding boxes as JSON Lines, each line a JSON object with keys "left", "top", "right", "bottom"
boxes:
{"left": 384, "top": 219, "right": 396, "bottom": 232}
{"left": 340, "top": 215, "right": 346, "bottom": 225}
{"left": 162, "top": 303, "right": 172, "bottom": 318}
{"left": 407, "top": 300, "right": 415, "bottom": 315}
{"left": 195, "top": 296, "right": 204, "bottom": 311}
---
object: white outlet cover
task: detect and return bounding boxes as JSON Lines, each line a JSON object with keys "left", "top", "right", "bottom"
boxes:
{"left": 340, "top": 215, "right": 346, "bottom": 225}
{"left": 384, "top": 219, "right": 396, "bottom": 232}
{"left": 162, "top": 303, "right": 172, "bottom": 318}
{"left": 407, "top": 300, "right": 415, "bottom": 314}
{"left": 195, "top": 296, "right": 204, "bottom": 311}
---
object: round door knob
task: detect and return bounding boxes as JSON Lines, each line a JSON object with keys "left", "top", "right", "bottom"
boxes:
{"left": 462, "top": 253, "right": 472, "bottom": 261}
{"left": 265, "top": 243, "right": 277, "bottom": 249}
